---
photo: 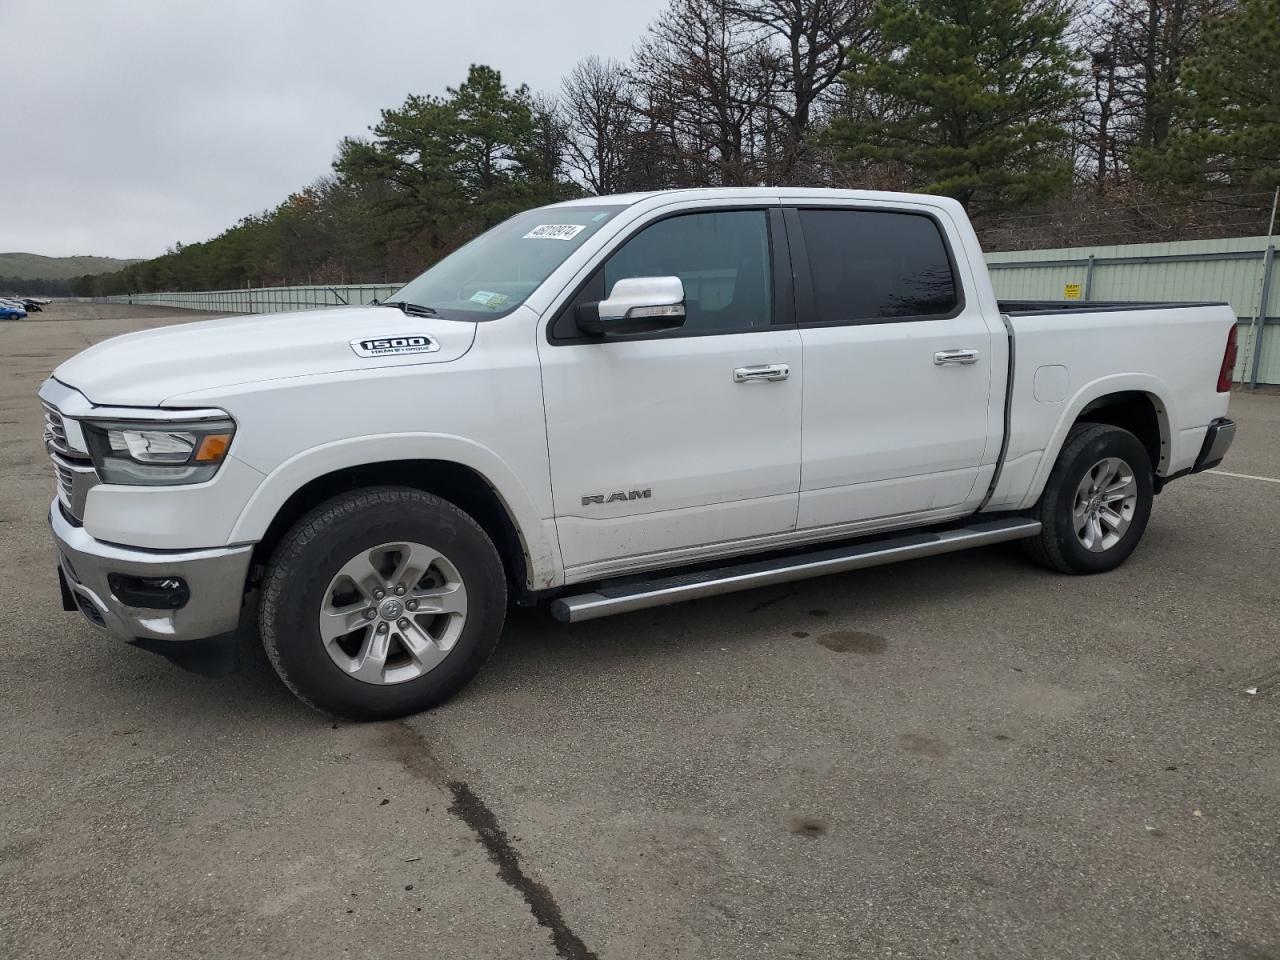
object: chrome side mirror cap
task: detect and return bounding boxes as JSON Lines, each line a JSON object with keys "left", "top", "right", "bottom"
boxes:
{"left": 578, "top": 276, "right": 686, "bottom": 336}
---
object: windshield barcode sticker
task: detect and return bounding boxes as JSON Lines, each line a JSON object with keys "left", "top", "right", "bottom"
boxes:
{"left": 523, "top": 224, "right": 586, "bottom": 241}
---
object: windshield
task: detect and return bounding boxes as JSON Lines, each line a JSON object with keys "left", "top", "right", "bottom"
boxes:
{"left": 387, "top": 205, "right": 625, "bottom": 320}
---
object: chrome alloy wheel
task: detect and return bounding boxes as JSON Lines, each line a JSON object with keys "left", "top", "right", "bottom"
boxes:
{"left": 319, "top": 541, "right": 468, "bottom": 685}
{"left": 1073, "top": 457, "right": 1138, "bottom": 553}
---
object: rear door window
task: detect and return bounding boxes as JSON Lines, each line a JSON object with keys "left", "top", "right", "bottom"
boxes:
{"left": 796, "top": 209, "right": 959, "bottom": 324}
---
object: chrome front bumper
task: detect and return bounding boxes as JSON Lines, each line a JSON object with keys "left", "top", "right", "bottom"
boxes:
{"left": 50, "top": 500, "right": 253, "bottom": 643}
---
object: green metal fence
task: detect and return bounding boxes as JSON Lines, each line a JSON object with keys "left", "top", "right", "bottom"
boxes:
{"left": 98, "top": 233, "right": 1279, "bottom": 384}
{"left": 987, "top": 235, "right": 1278, "bottom": 385}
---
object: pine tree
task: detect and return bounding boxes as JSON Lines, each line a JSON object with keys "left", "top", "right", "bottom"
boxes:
{"left": 1139, "top": 0, "right": 1280, "bottom": 191}
{"left": 826, "top": 0, "right": 1080, "bottom": 215}
{"left": 335, "top": 65, "right": 557, "bottom": 251}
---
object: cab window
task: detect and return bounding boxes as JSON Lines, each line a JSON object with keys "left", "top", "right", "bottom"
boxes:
{"left": 602, "top": 210, "right": 772, "bottom": 334}
{"left": 797, "top": 209, "right": 959, "bottom": 324}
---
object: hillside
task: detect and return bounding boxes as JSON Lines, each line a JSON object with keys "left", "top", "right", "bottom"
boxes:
{"left": 0, "top": 253, "right": 141, "bottom": 280}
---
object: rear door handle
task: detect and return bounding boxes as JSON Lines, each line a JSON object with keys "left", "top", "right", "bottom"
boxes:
{"left": 733, "top": 363, "right": 790, "bottom": 383}
{"left": 934, "top": 349, "right": 979, "bottom": 365}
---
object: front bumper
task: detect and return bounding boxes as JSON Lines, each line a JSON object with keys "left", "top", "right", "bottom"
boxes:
{"left": 50, "top": 499, "right": 253, "bottom": 643}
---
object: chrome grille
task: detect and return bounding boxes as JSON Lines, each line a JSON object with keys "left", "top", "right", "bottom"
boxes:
{"left": 42, "top": 403, "right": 97, "bottom": 520}
{"left": 52, "top": 456, "right": 76, "bottom": 502}
{"left": 49, "top": 450, "right": 96, "bottom": 519}
{"left": 43, "top": 404, "right": 69, "bottom": 454}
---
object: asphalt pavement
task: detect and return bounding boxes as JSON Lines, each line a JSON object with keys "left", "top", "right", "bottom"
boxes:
{"left": 2, "top": 303, "right": 1278, "bottom": 959}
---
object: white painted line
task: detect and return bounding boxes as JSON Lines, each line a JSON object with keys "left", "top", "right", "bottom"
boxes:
{"left": 1207, "top": 470, "right": 1280, "bottom": 484}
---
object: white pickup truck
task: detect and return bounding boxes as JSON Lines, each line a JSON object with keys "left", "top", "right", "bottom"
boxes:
{"left": 41, "top": 188, "right": 1238, "bottom": 718}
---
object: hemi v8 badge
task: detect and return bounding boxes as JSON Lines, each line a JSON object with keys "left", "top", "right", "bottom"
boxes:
{"left": 349, "top": 335, "right": 440, "bottom": 358}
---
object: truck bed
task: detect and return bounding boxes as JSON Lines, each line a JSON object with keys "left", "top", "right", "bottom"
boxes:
{"left": 999, "top": 299, "right": 1228, "bottom": 316}
{"left": 984, "top": 299, "right": 1238, "bottom": 512}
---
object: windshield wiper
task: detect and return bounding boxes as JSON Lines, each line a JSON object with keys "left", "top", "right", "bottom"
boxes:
{"left": 375, "top": 300, "right": 438, "bottom": 317}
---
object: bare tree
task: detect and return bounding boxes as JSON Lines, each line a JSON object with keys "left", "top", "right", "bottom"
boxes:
{"left": 729, "top": 0, "right": 875, "bottom": 181}
{"left": 1076, "top": 6, "right": 1134, "bottom": 192}
{"left": 560, "top": 57, "right": 638, "bottom": 195}
{"left": 1077, "top": 0, "right": 1232, "bottom": 188}
{"left": 630, "top": 0, "right": 778, "bottom": 187}
{"left": 529, "top": 91, "right": 574, "bottom": 195}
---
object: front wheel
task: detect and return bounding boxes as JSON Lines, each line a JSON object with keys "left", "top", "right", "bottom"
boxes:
{"left": 259, "top": 487, "right": 506, "bottom": 719}
{"left": 1022, "top": 422, "right": 1154, "bottom": 574}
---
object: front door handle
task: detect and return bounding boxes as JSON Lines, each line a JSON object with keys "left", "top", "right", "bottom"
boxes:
{"left": 733, "top": 363, "right": 790, "bottom": 383}
{"left": 934, "top": 349, "right": 979, "bottom": 365}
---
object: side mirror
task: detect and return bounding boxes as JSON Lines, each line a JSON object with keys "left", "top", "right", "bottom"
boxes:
{"left": 577, "top": 276, "right": 686, "bottom": 336}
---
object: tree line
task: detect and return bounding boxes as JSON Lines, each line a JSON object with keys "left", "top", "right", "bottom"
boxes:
{"left": 72, "top": 0, "right": 1280, "bottom": 298}
{"left": 1, "top": 276, "right": 75, "bottom": 297}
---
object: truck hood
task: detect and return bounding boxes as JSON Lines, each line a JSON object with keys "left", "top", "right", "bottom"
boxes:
{"left": 52, "top": 307, "right": 477, "bottom": 407}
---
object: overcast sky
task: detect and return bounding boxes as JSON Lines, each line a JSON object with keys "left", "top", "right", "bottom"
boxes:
{"left": 0, "top": 0, "right": 664, "bottom": 259}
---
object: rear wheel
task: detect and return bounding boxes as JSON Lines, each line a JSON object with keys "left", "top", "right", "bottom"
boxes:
{"left": 259, "top": 487, "right": 506, "bottom": 719}
{"left": 1022, "top": 423, "right": 1154, "bottom": 574}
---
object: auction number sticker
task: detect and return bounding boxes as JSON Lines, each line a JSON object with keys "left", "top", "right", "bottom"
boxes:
{"left": 349, "top": 335, "right": 441, "bottom": 358}
{"left": 523, "top": 224, "right": 586, "bottom": 241}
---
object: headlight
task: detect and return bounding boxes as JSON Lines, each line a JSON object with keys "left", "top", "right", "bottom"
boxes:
{"left": 81, "top": 416, "right": 236, "bottom": 485}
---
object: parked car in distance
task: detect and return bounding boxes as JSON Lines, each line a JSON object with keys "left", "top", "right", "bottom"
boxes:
{"left": 4, "top": 297, "right": 49, "bottom": 311}
{"left": 39, "top": 187, "right": 1238, "bottom": 719}
{"left": 0, "top": 300, "right": 27, "bottom": 320}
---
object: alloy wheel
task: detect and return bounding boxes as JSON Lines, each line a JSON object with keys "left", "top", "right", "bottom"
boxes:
{"left": 318, "top": 541, "right": 468, "bottom": 685}
{"left": 1073, "top": 457, "right": 1138, "bottom": 553}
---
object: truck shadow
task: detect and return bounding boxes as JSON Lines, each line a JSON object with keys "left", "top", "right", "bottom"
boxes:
{"left": 474, "top": 543, "right": 1035, "bottom": 692}
{"left": 108, "top": 542, "right": 1039, "bottom": 721}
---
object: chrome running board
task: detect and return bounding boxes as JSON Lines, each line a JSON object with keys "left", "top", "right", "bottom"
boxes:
{"left": 550, "top": 517, "right": 1041, "bottom": 623}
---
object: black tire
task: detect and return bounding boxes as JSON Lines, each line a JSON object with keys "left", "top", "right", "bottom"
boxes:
{"left": 259, "top": 486, "right": 506, "bottom": 719}
{"left": 1022, "top": 422, "right": 1154, "bottom": 574}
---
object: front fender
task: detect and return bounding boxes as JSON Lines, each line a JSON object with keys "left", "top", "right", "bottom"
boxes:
{"left": 228, "top": 433, "right": 564, "bottom": 588}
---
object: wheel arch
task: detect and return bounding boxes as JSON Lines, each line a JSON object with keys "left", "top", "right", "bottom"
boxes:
{"left": 1020, "top": 376, "right": 1175, "bottom": 510}
{"left": 232, "top": 437, "right": 562, "bottom": 594}
{"left": 1076, "top": 390, "right": 1168, "bottom": 473}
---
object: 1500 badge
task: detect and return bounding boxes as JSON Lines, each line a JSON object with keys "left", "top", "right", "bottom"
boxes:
{"left": 350, "top": 335, "right": 440, "bottom": 358}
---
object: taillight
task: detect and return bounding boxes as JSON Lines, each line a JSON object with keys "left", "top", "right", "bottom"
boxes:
{"left": 1218, "top": 325, "right": 1238, "bottom": 392}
